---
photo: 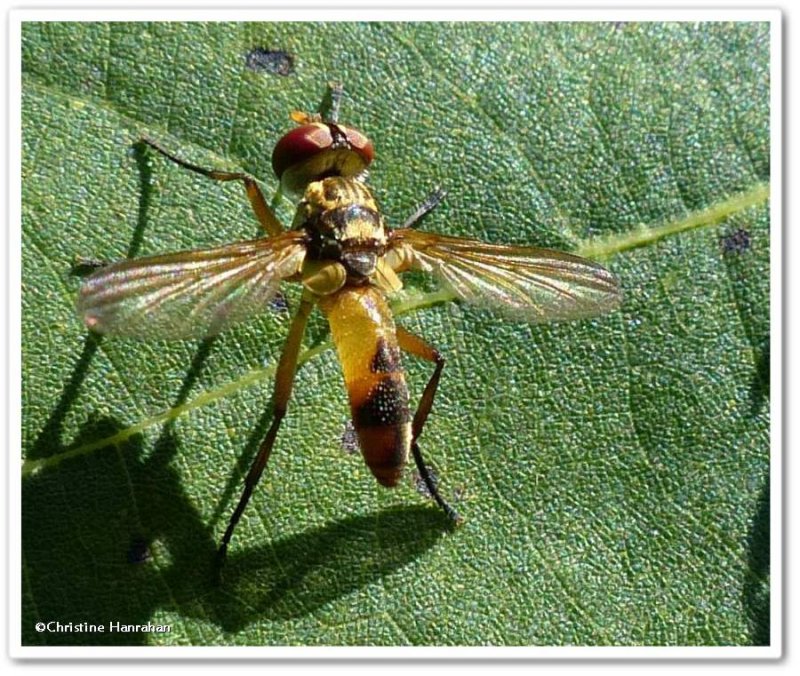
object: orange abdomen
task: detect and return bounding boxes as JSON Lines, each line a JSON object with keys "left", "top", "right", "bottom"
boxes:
{"left": 318, "top": 285, "right": 411, "bottom": 486}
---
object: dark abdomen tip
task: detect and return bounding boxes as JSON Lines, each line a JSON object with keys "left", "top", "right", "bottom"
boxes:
{"left": 356, "top": 423, "right": 411, "bottom": 488}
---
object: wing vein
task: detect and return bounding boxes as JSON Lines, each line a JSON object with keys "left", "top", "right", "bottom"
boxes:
{"left": 77, "top": 232, "right": 307, "bottom": 339}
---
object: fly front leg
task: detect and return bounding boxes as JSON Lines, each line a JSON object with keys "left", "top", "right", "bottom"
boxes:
{"left": 141, "top": 136, "right": 283, "bottom": 236}
{"left": 217, "top": 293, "right": 317, "bottom": 565}
{"left": 396, "top": 327, "right": 463, "bottom": 524}
{"left": 401, "top": 187, "right": 447, "bottom": 230}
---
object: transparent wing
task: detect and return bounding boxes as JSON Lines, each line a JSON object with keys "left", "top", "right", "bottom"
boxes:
{"left": 77, "top": 231, "right": 307, "bottom": 339}
{"left": 391, "top": 229, "right": 621, "bottom": 322}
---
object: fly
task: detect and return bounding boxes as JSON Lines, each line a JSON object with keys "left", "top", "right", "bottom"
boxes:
{"left": 77, "top": 85, "right": 621, "bottom": 561}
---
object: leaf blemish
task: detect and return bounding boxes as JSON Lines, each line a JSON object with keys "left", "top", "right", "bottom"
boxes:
{"left": 340, "top": 420, "right": 359, "bottom": 455}
{"left": 245, "top": 48, "right": 295, "bottom": 76}
{"left": 720, "top": 228, "right": 752, "bottom": 255}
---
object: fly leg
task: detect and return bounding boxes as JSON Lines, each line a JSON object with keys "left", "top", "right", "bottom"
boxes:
{"left": 217, "top": 293, "right": 317, "bottom": 565}
{"left": 321, "top": 81, "right": 344, "bottom": 123}
{"left": 396, "top": 327, "right": 463, "bottom": 524}
{"left": 141, "top": 136, "right": 283, "bottom": 236}
{"left": 401, "top": 187, "right": 447, "bottom": 230}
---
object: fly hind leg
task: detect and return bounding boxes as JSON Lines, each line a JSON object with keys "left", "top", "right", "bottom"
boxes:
{"left": 141, "top": 136, "right": 283, "bottom": 236}
{"left": 216, "top": 294, "right": 316, "bottom": 569}
{"left": 396, "top": 327, "right": 463, "bottom": 524}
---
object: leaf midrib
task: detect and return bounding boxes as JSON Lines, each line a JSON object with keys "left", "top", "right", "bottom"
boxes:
{"left": 22, "top": 176, "right": 768, "bottom": 477}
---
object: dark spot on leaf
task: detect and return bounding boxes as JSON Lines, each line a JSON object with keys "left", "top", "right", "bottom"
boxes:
{"left": 70, "top": 256, "right": 106, "bottom": 277}
{"left": 245, "top": 48, "right": 295, "bottom": 76}
{"left": 721, "top": 228, "right": 752, "bottom": 255}
{"left": 413, "top": 468, "right": 465, "bottom": 510}
{"left": 412, "top": 466, "right": 439, "bottom": 499}
{"left": 340, "top": 420, "right": 359, "bottom": 455}
{"left": 127, "top": 537, "right": 150, "bottom": 564}
{"left": 268, "top": 291, "right": 290, "bottom": 313}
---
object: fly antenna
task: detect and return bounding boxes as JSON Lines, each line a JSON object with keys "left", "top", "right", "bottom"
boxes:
{"left": 322, "top": 81, "right": 344, "bottom": 124}
{"left": 402, "top": 187, "right": 447, "bottom": 230}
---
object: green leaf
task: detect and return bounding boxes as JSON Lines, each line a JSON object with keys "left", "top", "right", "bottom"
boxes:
{"left": 21, "top": 21, "right": 770, "bottom": 646}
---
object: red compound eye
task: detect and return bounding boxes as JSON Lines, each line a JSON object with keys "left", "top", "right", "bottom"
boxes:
{"left": 339, "top": 126, "right": 374, "bottom": 164}
{"left": 271, "top": 123, "right": 332, "bottom": 180}
{"left": 271, "top": 122, "right": 374, "bottom": 195}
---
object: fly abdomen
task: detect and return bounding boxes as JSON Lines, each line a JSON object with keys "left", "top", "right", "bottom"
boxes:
{"left": 318, "top": 285, "right": 412, "bottom": 487}
{"left": 353, "top": 373, "right": 411, "bottom": 486}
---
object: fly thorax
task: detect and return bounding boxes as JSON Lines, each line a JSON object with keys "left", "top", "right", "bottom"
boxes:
{"left": 337, "top": 205, "right": 387, "bottom": 278}
{"left": 300, "top": 182, "right": 388, "bottom": 280}
{"left": 300, "top": 177, "right": 379, "bottom": 213}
